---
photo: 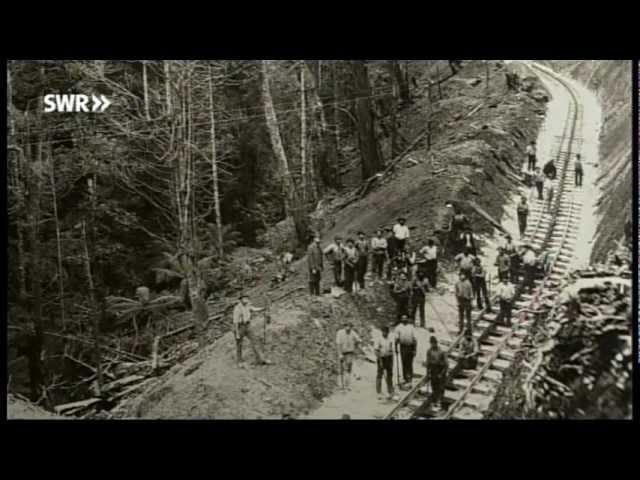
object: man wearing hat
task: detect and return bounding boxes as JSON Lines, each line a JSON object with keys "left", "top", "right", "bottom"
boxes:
{"left": 496, "top": 247, "right": 511, "bottom": 282}
{"left": 307, "top": 234, "right": 324, "bottom": 296}
{"left": 355, "top": 231, "right": 370, "bottom": 290}
{"left": 385, "top": 227, "right": 398, "bottom": 280}
{"left": 323, "top": 236, "right": 345, "bottom": 287}
{"left": 393, "top": 217, "right": 410, "bottom": 252}
{"left": 426, "top": 336, "right": 448, "bottom": 412}
{"left": 471, "top": 256, "right": 491, "bottom": 312}
{"left": 395, "top": 315, "right": 417, "bottom": 386}
{"left": 233, "top": 295, "right": 272, "bottom": 367}
{"left": 495, "top": 276, "right": 515, "bottom": 326}
{"left": 370, "top": 228, "right": 388, "bottom": 283}
{"left": 374, "top": 325, "right": 398, "bottom": 400}
{"left": 342, "top": 238, "right": 359, "bottom": 293}
{"left": 455, "top": 271, "right": 473, "bottom": 333}
{"left": 392, "top": 272, "right": 411, "bottom": 321}
{"left": 336, "top": 321, "right": 361, "bottom": 389}
{"left": 517, "top": 194, "right": 529, "bottom": 239}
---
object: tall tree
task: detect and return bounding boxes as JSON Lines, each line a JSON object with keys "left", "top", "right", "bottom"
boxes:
{"left": 351, "top": 61, "right": 383, "bottom": 180}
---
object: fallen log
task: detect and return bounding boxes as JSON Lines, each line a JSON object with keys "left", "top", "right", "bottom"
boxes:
{"left": 465, "top": 200, "right": 508, "bottom": 234}
{"left": 54, "top": 398, "right": 102, "bottom": 415}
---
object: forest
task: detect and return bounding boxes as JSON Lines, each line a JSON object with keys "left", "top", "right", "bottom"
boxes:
{"left": 7, "top": 59, "right": 442, "bottom": 408}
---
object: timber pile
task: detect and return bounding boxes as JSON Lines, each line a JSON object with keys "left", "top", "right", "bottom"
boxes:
{"left": 523, "top": 268, "right": 632, "bottom": 419}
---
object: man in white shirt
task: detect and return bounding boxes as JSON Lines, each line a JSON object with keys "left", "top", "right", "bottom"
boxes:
{"left": 370, "top": 229, "right": 388, "bottom": 283}
{"left": 420, "top": 239, "right": 439, "bottom": 288}
{"left": 394, "top": 315, "right": 417, "bottom": 386}
{"left": 374, "top": 325, "right": 398, "bottom": 401}
{"left": 336, "top": 322, "right": 362, "bottom": 389}
{"left": 393, "top": 217, "right": 410, "bottom": 252}
{"left": 233, "top": 295, "right": 272, "bottom": 367}
{"left": 495, "top": 278, "right": 516, "bottom": 326}
{"left": 522, "top": 245, "right": 537, "bottom": 293}
{"left": 544, "top": 177, "right": 555, "bottom": 212}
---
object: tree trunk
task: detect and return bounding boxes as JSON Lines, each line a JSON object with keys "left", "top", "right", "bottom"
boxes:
{"left": 300, "top": 64, "right": 308, "bottom": 202}
{"left": 208, "top": 66, "right": 224, "bottom": 259}
{"left": 389, "top": 60, "right": 410, "bottom": 104}
{"left": 81, "top": 220, "right": 103, "bottom": 396}
{"left": 164, "top": 61, "right": 171, "bottom": 115}
{"left": 48, "top": 145, "right": 66, "bottom": 328}
{"left": 351, "top": 61, "right": 383, "bottom": 180}
{"left": 142, "top": 60, "right": 151, "bottom": 121}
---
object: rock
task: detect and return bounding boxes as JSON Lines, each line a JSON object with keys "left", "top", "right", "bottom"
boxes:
{"left": 530, "top": 90, "right": 549, "bottom": 103}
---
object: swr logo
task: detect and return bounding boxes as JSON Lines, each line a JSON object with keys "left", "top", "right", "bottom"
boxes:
{"left": 43, "top": 94, "right": 112, "bottom": 113}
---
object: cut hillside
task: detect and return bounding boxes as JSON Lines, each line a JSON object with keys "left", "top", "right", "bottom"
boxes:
{"left": 117, "top": 60, "right": 550, "bottom": 419}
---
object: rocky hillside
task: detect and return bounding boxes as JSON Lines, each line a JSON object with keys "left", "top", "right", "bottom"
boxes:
{"left": 547, "top": 61, "right": 632, "bottom": 261}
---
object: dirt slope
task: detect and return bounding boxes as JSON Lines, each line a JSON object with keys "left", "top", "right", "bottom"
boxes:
{"left": 121, "top": 61, "right": 548, "bottom": 419}
{"left": 7, "top": 395, "right": 64, "bottom": 420}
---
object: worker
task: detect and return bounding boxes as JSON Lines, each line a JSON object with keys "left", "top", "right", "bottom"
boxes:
{"left": 459, "top": 329, "right": 479, "bottom": 370}
{"left": 233, "top": 295, "right": 272, "bottom": 368}
{"left": 510, "top": 246, "right": 522, "bottom": 285}
{"left": 323, "top": 236, "right": 345, "bottom": 287}
{"left": 534, "top": 167, "right": 545, "bottom": 201}
{"left": 355, "top": 231, "right": 370, "bottom": 290}
{"left": 371, "top": 228, "right": 388, "bottom": 284}
{"left": 393, "top": 217, "right": 410, "bottom": 252}
{"left": 471, "top": 257, "right": 491, "bottom": 312}
{"left": 544, "top": 175, "right": 555, "bottom": 212}
{"left": 395, "top": 315, "right": 417, "bottom": 386}
{"left": 342, "top": 238, "right": 359, "bottom": 293}
{"left": 420, "top": 238, "right": 439, "bottom": 288}
{"left": 522, "top": 245, "right": 537, "bottom": 293}
{"left": 307, "top": 234, "right": 324, "bottom": 296}
{"left": 426, "top": 336, "right": 448, "bottom": 412}
{"left": 496, "top": 247, "right": 511, "bottom": 282}
{"left": 459, "top": 227, "right": 477, "bottom": 256}
{"left": 394, "top": 248, "right": 410, "bottom": 277}
{"left": 410, "top": 270, "right": 431, "bottom": 328}
{"left": 336, "top": 321, "right": 361, "bottom": 390}
{"left": 517, "top": 194, "right": 529, "bottom": 239}
{"left": 526, "top": 141, "right": 537, "bottom": 171}
{"left": 494, "top": 276, "right": 515, "bottom": 326}
{"left": 374, "top": 325, "right": 398, "bottom": 401}
{"left": 385, "top": 227, "right": 398, "bottom": 280}
{"left": 455, "top": 271, "right": 473, "bottom": 333}
{"left": 543, "top": 158, "right": 557, "bottom": 180}
{"left": 392, "top": 272, "right": 411, "bottom": 321}
{"left": 502, "top": 235, "right": 519, "bottom": 282}
{"left": 455, "top": 247, "right": 475, "bottom": 279}
{"left": 450, "top": 207, "right": 470, "bottom": 255}
{"left": 574, "top": 153, "right": 583, "bottom": 187}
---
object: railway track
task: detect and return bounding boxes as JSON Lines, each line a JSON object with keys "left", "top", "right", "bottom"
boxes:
{"left": 385, "top": 63, "right": 585, "bottom": 420}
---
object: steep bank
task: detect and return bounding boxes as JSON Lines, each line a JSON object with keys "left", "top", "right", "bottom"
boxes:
{"left": 547, "top": 61, "right": 632, "bottom": 261}
{"left": 117, "top": 61, "right": 548, "bottom": 419}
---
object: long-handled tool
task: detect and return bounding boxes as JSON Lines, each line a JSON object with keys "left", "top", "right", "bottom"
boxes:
{"left": 339, "top": 356, "right": 344, "bottom": 389}
{"left": 395, "top": 348, "right": 402, "bottom": 388}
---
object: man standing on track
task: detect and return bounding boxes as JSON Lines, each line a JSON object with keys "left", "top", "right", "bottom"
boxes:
{"left": 575, "top": 153, "right": 584, "bottom": 187}
{"left": 472, "top": 257, "right": 491, "bottom": 312}
{"left": 459, "top": 329, "right": 479, "bottom": 370}
{"left": 522, "top": 245, "right": 537, "bottom": 294}
{"left": 534, "top": 167, "right": 545, "bottom": 201}
{"left": 371, "top": 229, "right": 388, "bottom": 284}
{"left": 526, "top": 141, "right": 537, "bottom": 171}
{"left": 342, "top": 238, "right": 359, "bottom": 293}
{"left": 426, "top": 336, "right": 448, "bottom": 412}
{"left": 385, "top": 227, "right": 398, "bottom": 280}
{"left": 233, "top": 295, "right": 272, "bottom": 368}
{"left": 543, "top": 158, "right": 557, "bottom": 180}
{"left": 455, "top": 247, "right": 475, "bottom": 279}
{"left": 336, "top": 321, "right": 361, "bottom": 390}
{"left": 355, "top": 231, "right": 370, "bottom": 290}
{"left": 459, "top": 227, "right": 477, "bottom": 256}
{"left": 307, "top": 234, "right": 323, "bottom": 296}
{"left": 410, "top": 271, "right": 430, "bottom": 328}
{"left": 374, "top": 325, "right": 398, "bottom": 401}
{"left": 455, "top": 271, "right": 473, "bottom": 334}
{"left": 324, "top": 236, "right": 345, "bottom": 288}
{"left": 392, "top": 272, "right": 411, "bottom": 321}
{"left": 544, "top": 176, "right": 555, "bottom": 212}
{"left": 395, "top": 315, "right": 417, "bottom": 387}
{"left": 495, "top": 277, "right": 515, "bottom": 326}
{"left": 517, "top": 194, "right": 529, "bottom": 239}
{"left": 393, "top": 217, "right": 410, "bottom": 252}
{"left": 421, "top": 238, "right": 439, "bottom": 288}
{"left": 496, "top": 247, "right": 511, "bottom": 282}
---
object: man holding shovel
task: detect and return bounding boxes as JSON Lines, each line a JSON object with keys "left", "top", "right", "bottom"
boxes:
{"left": 374, "top": 325, "right": 398, "bottom": 401}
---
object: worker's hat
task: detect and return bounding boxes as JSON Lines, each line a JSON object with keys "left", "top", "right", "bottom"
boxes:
{"left": 357, "top": 230, "right": 365, "bottom": 235}
{"left": 398, "top": 216, "right": 406, "bottom": 221}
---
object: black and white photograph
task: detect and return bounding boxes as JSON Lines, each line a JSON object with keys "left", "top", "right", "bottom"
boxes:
{"left": 5, "top": 60, "right": 634, "bottom": 420}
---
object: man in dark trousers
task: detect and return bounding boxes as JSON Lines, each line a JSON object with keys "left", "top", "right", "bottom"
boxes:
{"left": 393, "top": 217, "right": 410, "bottom": 252}
{"left": 455, "top": 271, "right": 473, "bottom": 333}
{"left": 495, "top": 276, "right": 515, "bottom": 326}
{"left": 342, "top": 238, "right": 359, "bottom": 293}
{"left": 395, "top": 315, "right": 417, "bottom": 386}
{"left": 323, "top": 236, "right": 345, "bottom": 287}
{"left": 385, "top": 227, "right": 398, "bottom": 280}
{"left": 374, "top": 325, "right": 398, "bottom": 401}
{"left": 471, "top": 257, "right": 491, "bottom": 312}
{"left": 355, "top": 231, "right": 370, "bottom": 290}
{"left": 517, "top": 195, "right": 529, "bottom": 239}
{"left": 455, "top": 247, "right": 475, "bottom": 280}
{"left": 574, "top": 153, "right": 583, "bottom": 187}
{"left": 307, "top": 234, "right": 323, "bottom": 296}
{"left": 370, "top": 228, "right": 388, "bottom": 284}
{"left": 526, "top": 141, "right": 537, "bottom": 171}
{"left": 459, "top": 228, "right": 477, "bottom": 256}
{"left": 392, "top": 272, "right": 411, "bottom": 321}
{"left": 426, "top": 336, "right": 448, "bottom": 412}
{"left": 459, "top": 329, "right": 479, "bottom": 370}
{"left": 420, "top": 238, "right": 439, "bottom": 288}
{"left": 449, "top": 206, "right": 470, "bottom": 255}
{"left": 534, "top": 167, "right": 545, "bottom": 201}
{"left": 521, "top": 245, "right": 537, "bottom": 294}
{"left": 543, "top": 158, "right": 557, "bottom": 180}
{"left": 496, "top": 247, "right": 511, "bottom": 282}
{"left": 410, "top": 270, "right": 430, "bottom": 328}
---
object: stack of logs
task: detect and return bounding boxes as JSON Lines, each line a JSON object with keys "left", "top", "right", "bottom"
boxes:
{"left": 524, "top": 263, "right": 632, "bottom": 419}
